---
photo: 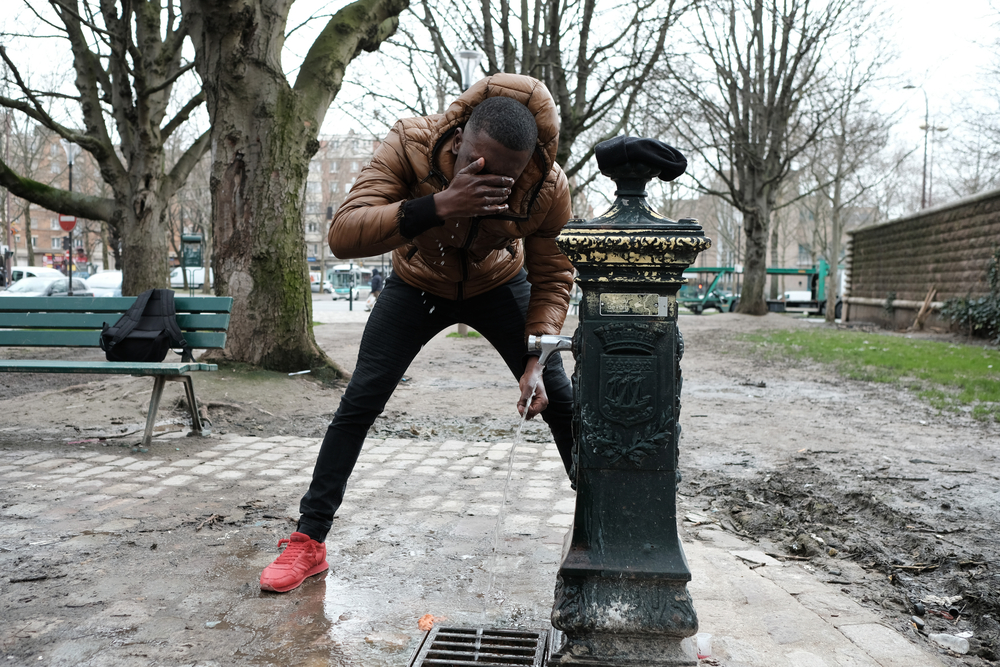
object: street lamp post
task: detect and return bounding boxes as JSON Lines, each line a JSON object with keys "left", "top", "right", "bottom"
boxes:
{"left": 903, "top": 85, "right": 947, "bottom": 210}
{"left": 456, "top": 50, "right": 482, "bottom": 91}
{"left": 454, "top": 49, "right": 483, "bottom": 337}
{"left": 903, "top": 85, "right": 930, "bottom": 209}
{"left": 60, "top": 139, "right": 80, "bottom": 295}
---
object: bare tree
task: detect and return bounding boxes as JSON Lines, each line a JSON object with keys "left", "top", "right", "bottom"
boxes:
{"left": 342, "top": 0, "right": 688, "bottom": 190}
{"left": 663, "top": 0, "right": 860, "bottom": 314}
{"left": 180, "top": 0, "right": 408, "bottom": 372}
{"left": 801, "top": 16, "right": 896, "bottom": 321}
{"left": 5, "top": 118, "right": 56, "bottom": 267}
{"left": 0, "top": 1, "right": 209, "bottom": 294}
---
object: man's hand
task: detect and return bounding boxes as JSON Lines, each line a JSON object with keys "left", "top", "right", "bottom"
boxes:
{"left": 517, "top": 356, "right": 548, "bottom": 419}
{"left": 433, "top": 158, "right": 514, "bottom": 219}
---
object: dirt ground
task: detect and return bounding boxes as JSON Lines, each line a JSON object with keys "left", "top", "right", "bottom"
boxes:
{"left": 1, "top": 309, "right": 999, "bottom": 665}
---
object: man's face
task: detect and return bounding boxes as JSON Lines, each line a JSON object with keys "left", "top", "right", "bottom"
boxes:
{"left": 451, "top": 127, "right": 533, "bottom": 182}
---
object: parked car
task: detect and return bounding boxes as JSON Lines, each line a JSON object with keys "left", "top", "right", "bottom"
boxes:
{"left": 0, "top": 276, "right": 92, "bottom": 297}
{"left": 170, "top": 267, "right": 213, "bottom": 289}
{"left": 9, "top": 266, "right": 64, "bottom": 283}
{"left": 87, "top": 270, "right": 123, "bottom": 297}
{"left": 310, "top": 280, "right": 333, "bottom": 293}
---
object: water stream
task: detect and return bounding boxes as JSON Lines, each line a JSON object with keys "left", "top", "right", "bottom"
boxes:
{"left": 482, "top": 379, "right": 537, "bottom": 622}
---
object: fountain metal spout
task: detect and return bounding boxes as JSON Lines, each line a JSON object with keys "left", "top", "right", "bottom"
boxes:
{"left": 527, "top": 334, "right": 573, "bottom": 368}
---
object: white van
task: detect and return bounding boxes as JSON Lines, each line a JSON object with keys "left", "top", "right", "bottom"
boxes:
{"left": 10, "top": 266, "right": 64, "bottom": 283}
{"left": 170, "top": 266, "right": 213, "bottom": 288}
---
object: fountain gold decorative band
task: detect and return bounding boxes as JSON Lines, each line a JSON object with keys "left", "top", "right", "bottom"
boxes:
{"left": 557, "top": 230, "right": 712, "bottom": 266}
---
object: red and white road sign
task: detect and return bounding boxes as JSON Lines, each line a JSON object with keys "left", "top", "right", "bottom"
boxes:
{"left": 59, "top": 214, "right": 77, "bottom": 231}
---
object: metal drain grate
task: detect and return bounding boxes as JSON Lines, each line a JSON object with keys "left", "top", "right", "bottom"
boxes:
{"left": 408, "top": 626, "right": 549, "bottom": 666}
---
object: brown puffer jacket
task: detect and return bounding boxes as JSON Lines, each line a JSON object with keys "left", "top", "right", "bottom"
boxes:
{"left": 328, "top": 74, "right": 574, "bottom": 338}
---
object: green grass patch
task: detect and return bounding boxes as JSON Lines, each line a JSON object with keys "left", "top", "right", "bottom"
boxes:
{"left": 745, "top": 329, "right": 1000, "bottom": 421}
{"left": 446, "top": 331, "right": 482, "bottom": 338}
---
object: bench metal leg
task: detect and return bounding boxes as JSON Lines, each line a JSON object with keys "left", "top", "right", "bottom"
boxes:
{"left": 142, "top": 376, "right": 167, "bottom": 447}
{"left": 141, "top": 374, "right": 210, "bottom": 447}
{"left": 173, "top": 374, "right": 207, "bottom": 436}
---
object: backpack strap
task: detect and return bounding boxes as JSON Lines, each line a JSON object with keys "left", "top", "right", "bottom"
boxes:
{"left": 159, "top": 289, "right": 188, "bottom": 348}
{"left": 101, "top": 288, "right": 155, "bottom": 351}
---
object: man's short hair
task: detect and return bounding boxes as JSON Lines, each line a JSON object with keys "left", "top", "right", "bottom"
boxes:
{"left": 466, "top": 97, "right": 538, "bottom": 152}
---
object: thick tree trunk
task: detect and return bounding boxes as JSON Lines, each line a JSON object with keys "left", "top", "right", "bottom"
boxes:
{"left": 208, "top": 88, "right": 326, "bottom": 370}
{"left": 738, "top": 208, "right": 769, "bottom": 315}
{"left": 184, "top": 0, "right": 405, "bottom": 373}
{"left": 186, "top": 4, "right": 333, "bottom": 372}
{"left": 119, "top": 173, "right": 170, "bottom": 295}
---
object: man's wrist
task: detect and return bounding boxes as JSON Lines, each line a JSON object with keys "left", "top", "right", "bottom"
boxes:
{"left": 399, "top": 195, "right": 445, "bottom": 238}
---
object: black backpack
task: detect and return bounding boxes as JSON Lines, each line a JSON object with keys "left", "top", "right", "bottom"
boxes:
{"left": 100, "top": 288, "right": 190, "bottom": 362}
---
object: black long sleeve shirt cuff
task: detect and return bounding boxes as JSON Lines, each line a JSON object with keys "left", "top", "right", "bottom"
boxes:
{"left": 399, "top": 195, "right": 445, "bottom": 239}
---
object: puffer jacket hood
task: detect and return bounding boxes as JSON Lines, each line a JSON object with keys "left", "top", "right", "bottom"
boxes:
{"left": 328, "top": 73, "right": 574, "bottom": 339}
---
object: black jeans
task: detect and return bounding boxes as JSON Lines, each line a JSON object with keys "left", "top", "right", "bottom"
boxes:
{"left": 297, "top": 270, "right": 575, "bottom": 542}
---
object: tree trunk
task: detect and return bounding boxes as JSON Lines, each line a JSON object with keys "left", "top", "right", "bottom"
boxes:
{"left": 184, "top": 0, "right": 406, "bottom": 373}
{"left": 101, "top": 222, "right": 110, "bottom": 270}
{"left": 736, "top": 202, "right": 770, "bottom": 315}
{"left": 120, "top": 181, "right": 171, "bottom": 294}
{"left": 768, "top": 220, "right": 780, "bottom": 299}
{"left": 23, "top": 203, "right": 34, "bottom": 266}
{"left": 207, "top": 88, "right": 326, "bottom": 370}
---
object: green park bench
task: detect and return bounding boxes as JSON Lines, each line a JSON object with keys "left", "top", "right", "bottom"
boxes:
{"left": 0, "top": 295, "right": 233, "bottom": 447}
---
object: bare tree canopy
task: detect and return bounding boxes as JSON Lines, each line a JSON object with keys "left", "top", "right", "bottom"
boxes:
{"left": 180, "top": 0, "right": 408, "bottom": 372}
{"left": 0, "top": 0, "right": 209, "bottom": 294}
{"left": 341, "top": 0, "right": 689, "bottom": 191}
{"left": 663, "top": 0, "right": 861, "bottom": 315}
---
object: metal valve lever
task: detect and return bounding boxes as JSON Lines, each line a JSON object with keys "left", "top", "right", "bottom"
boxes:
{"left": 527, "top": 334, "right": 573, "bottom": 368}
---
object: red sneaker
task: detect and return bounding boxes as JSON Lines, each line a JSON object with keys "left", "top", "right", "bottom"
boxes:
{"left": 260, "top": 532, "right": 329, "bottom": 593}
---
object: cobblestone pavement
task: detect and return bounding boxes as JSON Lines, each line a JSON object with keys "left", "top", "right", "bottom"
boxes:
{"left": 0, "top": 430, "right": 576, "bottom": 666}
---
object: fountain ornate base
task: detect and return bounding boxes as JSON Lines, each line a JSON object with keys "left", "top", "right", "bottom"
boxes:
{"left": 549, "top": 575, "right": 698, "bottom": 666}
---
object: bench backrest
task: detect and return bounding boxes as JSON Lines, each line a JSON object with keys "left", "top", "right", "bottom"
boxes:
{"left": 0, "top": 296, "right": 234, "bottom": 349}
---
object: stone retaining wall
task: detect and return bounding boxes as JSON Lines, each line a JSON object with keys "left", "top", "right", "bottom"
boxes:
{"left": 845, "top": 188, "right": 1000, "bottom": 328}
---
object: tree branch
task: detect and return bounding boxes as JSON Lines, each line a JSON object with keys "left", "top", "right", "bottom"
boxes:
{"left": 0, "top": 155, "right": 115, "bottom": 222}
{"left": 292, "top": 0, "right": 410, "bottom": 124}
{"left": 161, "top": 91, "right": 206, "bottom": 140}
{"left": 161, "top": 129, "right": 210, "bottom": 202}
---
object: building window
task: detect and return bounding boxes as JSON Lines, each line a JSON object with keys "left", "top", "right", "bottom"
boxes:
{"left": 306, "top": 181, "right": 321, "bottom": 193}
{"left": 351, "top": 139, "right": 359, "bottom": 150}
{"left": 310, "top": 244, "right": 318, "bottom": 256}
{"left": 329, "top": 182, "right": 338, "bottom": 193}
{"left": 50, "top": 218, "right": 60, "bottom": 230}
{"left": 350, "top": 161, "right": 359, "bottom": 172}
{"left": 305, "top": 202, "right": 320, "bottom": 214}
{"left": 330, "top": 160, "right": 338, "bottom": 173}
{"left": 307, "top": 222, "right": 318, "bottom": 233}
{"left": 74, "top": 237, "right": 84, "bottom": 248}
{"left": 50, "top": 161, "right": 60, "bottom": 173}
{"left": 52, "top": 237, "right": 63, "bottom": 249}
{"left": 797, "top": 244, "right": 812, "bottom": 266}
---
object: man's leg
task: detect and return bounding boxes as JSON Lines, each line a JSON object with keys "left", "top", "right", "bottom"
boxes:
{"left": 262, "top": 275, "right": 459, "bottom": 592}
{"left": 297, "top": 274, "right": 457, "bottom": 542}
{"left": 462, "top": 271, "right": 576, "bottom": 477}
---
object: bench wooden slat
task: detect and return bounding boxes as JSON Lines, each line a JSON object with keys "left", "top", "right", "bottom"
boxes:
{"left": 0, "top": 360, "right": 218, "bottom": 374}
{"left": 0, "top": 330, "right": 227, "bottom": 348}
{"left": 0, "top": 295, "right": 233, "bottom": 313}
{"left": 0, "top": 312, "right": 231, "bottom": 330}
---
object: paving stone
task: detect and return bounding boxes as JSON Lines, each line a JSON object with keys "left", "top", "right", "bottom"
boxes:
{"left": 160, "top": 475, "right": 196, "bottom": 486}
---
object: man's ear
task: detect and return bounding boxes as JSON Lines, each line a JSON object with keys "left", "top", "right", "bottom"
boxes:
{"left": 450, "top": 127, "right": 464, "bottom": 156}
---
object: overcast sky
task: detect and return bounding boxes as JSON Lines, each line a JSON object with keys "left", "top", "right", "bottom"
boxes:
{"left": 1, "top": 1, "right": 997, "bottom": 153}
